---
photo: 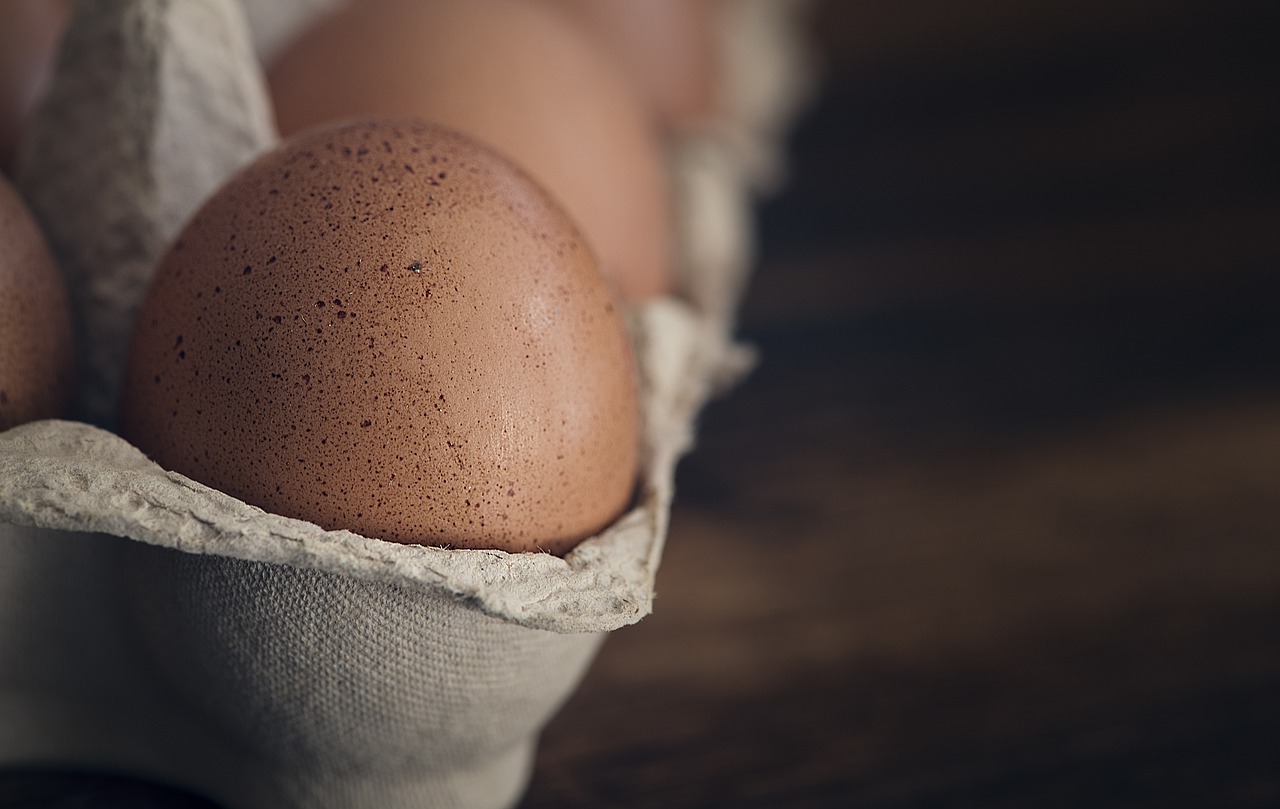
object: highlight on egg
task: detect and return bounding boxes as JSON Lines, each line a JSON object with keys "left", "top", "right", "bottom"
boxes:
{"left": 120, "top": 119, "right": 640, "bottom": 556}
{"left": 0, "top": 173, "right": 74, "bottom": 431}
{"left": 267, "top": 0, "right": 674, "bottom": 301}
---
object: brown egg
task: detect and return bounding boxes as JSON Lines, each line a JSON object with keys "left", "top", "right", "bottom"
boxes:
{"left": 120, "top": 120, "right": 639, "bottom": 555}
{"left": 534, "top": 0, "right": 723, "bottom": 133}
{"left": 0, "top": 0, "right": 70, "bottom": 174}
{"left": 0, "top": 173, "right": 74, "bottom": 430}
{"left": 268, "top": 0, "right": 673, "bottom": 301}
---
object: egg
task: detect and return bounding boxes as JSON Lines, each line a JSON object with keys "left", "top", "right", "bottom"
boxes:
{"left": 534, "top": 0, "right": 723, "bottom": 133}
{"left": 119, "top": 120, "right": 640, "bottom": 555}
{"left": 0, "top": 174, "right": 74, "bottom": 431}
{"left": 0, "top": 0, "right": 69, "bottom": 174}
{"left": 267, "top": 0, "right": 673, "bottom": 301}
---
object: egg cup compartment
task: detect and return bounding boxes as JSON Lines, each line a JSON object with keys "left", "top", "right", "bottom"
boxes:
{"left": 0, "top": 296, "right": 737, "bottom": 808}
{"left": 122, "top": 547, "right": 605, "bottom": 808}
{"left": 0, "top": 1, "right": 813, "bottom": 808}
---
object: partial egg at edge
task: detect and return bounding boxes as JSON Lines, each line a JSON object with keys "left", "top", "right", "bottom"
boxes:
{"left": 0, "top": 173, "right": 74, "bottom": 431}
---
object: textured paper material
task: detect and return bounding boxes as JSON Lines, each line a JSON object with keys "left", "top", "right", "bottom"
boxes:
{"left": 16, "top": 0, "right": 276, "bottom": 429}
{"left": 0, "top": 1, "right": 811, "bottom": 807}
{"left": 0, "top": 301, "right": 737, "bottom": 634}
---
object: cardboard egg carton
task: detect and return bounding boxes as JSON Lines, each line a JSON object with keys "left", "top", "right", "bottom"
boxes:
{"left": 0, "top": 1, "right": 814, "bottom": 807}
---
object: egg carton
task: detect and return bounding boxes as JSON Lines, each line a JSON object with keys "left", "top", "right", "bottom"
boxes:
{"left": 0, "top": 1, "right": 814, "bottom": 807}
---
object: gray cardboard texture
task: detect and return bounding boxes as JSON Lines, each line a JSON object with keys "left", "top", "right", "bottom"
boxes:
{"left": 0, "top": 0, "right": 811, "bottom": 806}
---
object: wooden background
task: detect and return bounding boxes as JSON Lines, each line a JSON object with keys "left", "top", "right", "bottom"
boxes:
{"left": 4, "top": 0, "right": 1279, "bottom": 805}
{"left": 526, "top": 0, "right": 1280, "bottom": 806}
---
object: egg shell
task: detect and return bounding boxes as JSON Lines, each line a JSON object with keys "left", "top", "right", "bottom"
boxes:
{"left": 0, "top": 0, "right": 69, "bottom": 174}
{"left": 0, "top": 174, "right": 74, "bottom": 430}
{"left": 537, "top": 0, "right": 723, "bottom": 133}
{"left": 119, "top": 119, "right": 640, "bottom": 555}
{"left": 267, "top": 0, "right": 673, "bottom": 301}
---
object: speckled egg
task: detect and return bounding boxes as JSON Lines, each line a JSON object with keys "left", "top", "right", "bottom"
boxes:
{"left": 119, "top": 120, "right": 640, "bottom": 555}
{"left": 0, "top": 173, "right": 73, "bottom": 431}
{"left": 268, "top": 0, "right": 673, "bottom": 301}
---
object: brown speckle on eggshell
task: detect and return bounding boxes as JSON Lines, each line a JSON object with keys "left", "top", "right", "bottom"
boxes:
{"left": 120, "top": 120, "right": 640, "bottom": 555}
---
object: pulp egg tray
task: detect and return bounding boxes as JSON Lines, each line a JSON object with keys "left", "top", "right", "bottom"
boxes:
{"left": 0, "top": 1, "right": 814, "bottom": 807}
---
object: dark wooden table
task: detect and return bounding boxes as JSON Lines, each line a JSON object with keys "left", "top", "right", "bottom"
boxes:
{"left": 525, "top": 1, "right": 1280, "bottom": 806}
{"left": 5, "top": 0, "right": 1279, "bottom": 806}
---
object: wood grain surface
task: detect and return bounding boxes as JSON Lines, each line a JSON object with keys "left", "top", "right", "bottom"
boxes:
{"left": 523, "top": 0, "right": 1280, "bottom": 806}
{"left": 4, "top": 0, "right": 1279, "bottom": 806}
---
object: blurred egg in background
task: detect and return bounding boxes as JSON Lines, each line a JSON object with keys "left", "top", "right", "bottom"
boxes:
{"left": 533, "top": 0, "right": 724, "bottom": 133}
{"left": 0, "top": 0, "right": 69, "bottom": 175}
{"left": 267, "top": 0, "right": 674, "bottom": 301}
